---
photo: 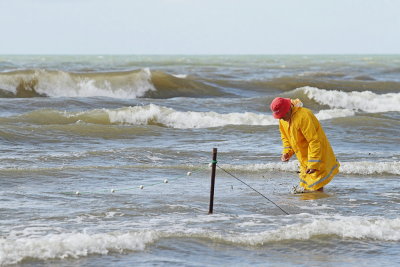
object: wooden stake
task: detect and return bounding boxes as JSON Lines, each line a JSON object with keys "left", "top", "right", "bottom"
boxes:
{"left": 208, "top": 148, "right": 217, "bottom": 214}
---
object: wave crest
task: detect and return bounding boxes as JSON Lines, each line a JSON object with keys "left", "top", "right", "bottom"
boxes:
{"left": 0, "top": 231, "right": 157, "bottom": 265}
{"left": 0, "top": 69, "right": 223, "bottom": 99}
{"left": 295, "top": 86, "right": 400, "bottom": 113}
{"left": 108, "top": 104, "right": 276, "bottom": 128}
{"left": 218, "top": 160, "right": 400, "bottom": 175}
{"left": 2, "top": 216, "right": 399, "bottom": 265}
{"left": 221, "top": 217, "right": 400, "bottom": 245}
{"left": 3, "top": 104, "right": 355, "bottom": 129}
{"left": 257, "top": 75, "right": 400, "bottom": 93}
{"left": 107, "top": 104, "right": 354, "bottom": 128}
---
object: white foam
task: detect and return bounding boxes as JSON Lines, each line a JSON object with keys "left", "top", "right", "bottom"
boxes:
{"left": 219, "top": 161, "right": 300, "bottom": 173}
{"left": 298, "top": 86, "right": 400, "bottom": 113}
{"left": 106, "top": 102, "right": 356, "bottom": 129}
{"left": 0, "top": 68, "right": 156, "bottom": 98}
{"left": 314, "top": 108, "right": 355, "bottom": 120}
{"left": 107, "top": 104, "right": 278, "bottom": 129}
{"left": 2, "top": 216, "right": 399, "bottom": 264}
{"left": 172, "top": 74, "right": 188, "bottom": 79}
{"left": 218, "top": 160, "right": 400, "bottom": 175}
{"left": 340, "top": 161, "right": 400, "bottom": 175}
{"left": 173, "top": 215, "right": 400, "bottom": 244}
{"left": 219, "top": 216, "right": 400, "bottom": 245}
{"left": 0, "top": 231, "right": 158, "bottom": 265}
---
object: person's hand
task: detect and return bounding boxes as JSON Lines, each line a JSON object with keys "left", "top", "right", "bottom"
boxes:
{"left": 306, "top": 169, "right": 316, "bottom": 174}
{"left": 281, "top": 153, "right": 290, "bottom": 162}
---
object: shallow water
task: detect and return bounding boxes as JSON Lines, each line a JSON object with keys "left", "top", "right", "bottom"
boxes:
{"left": 0, "top": 55, "right": 399, "bottom": 266}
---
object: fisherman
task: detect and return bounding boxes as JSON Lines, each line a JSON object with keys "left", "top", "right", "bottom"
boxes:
{"left": 270, "top": 97, "right": 340, "bottom": 192}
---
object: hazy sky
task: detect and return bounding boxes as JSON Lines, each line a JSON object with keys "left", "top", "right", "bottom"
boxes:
{"left": 1, "top": 0, "right": 399, "bottom": 55}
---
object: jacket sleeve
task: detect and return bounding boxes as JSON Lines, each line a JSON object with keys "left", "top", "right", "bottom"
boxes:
{"left": 279, "top": 121, "right": 294, "bottom": 158}
{"left": 299, "top": 111, "right": 322, "bottom": 170}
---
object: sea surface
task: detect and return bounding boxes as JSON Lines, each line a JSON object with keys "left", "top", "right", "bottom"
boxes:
{"left": 0, "top": 55, "right": 399, "bottom": 266}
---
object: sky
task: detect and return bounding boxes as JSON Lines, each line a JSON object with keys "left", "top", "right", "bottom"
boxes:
{"left": 0, "top": 0, "right": 399, "bottom": 55}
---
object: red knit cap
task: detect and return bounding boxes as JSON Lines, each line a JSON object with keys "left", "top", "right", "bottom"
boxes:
{"left": 270, "top": 97, "right": 291, "bottom": 119}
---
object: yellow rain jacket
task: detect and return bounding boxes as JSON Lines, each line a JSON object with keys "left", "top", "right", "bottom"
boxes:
{"left": 279, "top": 106, "right": 340, "bottom": 191}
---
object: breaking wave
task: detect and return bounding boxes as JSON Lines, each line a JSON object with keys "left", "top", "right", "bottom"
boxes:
{"left": 105, "top": 105, "right": 353, "bottom": 128}
{"left": 0, "top": 69, "right": 223, "bottom": 99}
{"left": 1, "top": 160, "right": 398, "bottom": 176}
{"left": 0, "top": 231, "right": 158, "bottom": 265}
{"left": 218, "top": 160, "right": 400, "bottom": 175}
{"left": 1, "top": 216, "right": 399, "bottom": 265}
{"left": 1, "top": 104, "right": 354, "bottom": 129}
{"left": 106, "top": 105, "right": 354, "bottom": 128}
{"left": 4, "top": 85, "right": 398, "bottom": 129}
{"left": 107, "top": 104, "right": 277, "bottom": 128}
{"left": 218, "top": 216, "right": 400, "bottom": 244}
{"left": 255, "top": 75, "right": 400, "bottom": 93}
{"left": 293, "top": 86, "right": 400, "bottom": 113}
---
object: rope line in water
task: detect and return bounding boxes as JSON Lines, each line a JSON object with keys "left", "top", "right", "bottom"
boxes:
{"left": 70, "top": 159, "right": 288, "bottom": 215}
{"left": 216, "top": 164, "right": 290, "bottom": 215}
{"left": 71, "top": 164, "right": 208, "bottom": 196}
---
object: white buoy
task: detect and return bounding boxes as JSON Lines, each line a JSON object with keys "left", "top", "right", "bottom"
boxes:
{"left": 139, "top": 185, "right": 144, "bottom": 189}
{"left": 164, "top": 179, "right": 168, "bottom": 183}
{"left": 208, "top": 163, "right": 212, "bottom": 167}
{"left": 187, "top": 172, "right": 192, "bottom": 176}
{"left": 75, "top": 191, "right": 80, "bottom": 195}
{"left": 111, "top": 189, "right": 115, "bottom": 193}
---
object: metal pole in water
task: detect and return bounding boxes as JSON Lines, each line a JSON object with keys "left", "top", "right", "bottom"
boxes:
{"left": 208, "top": 148, "right": 217, "bottom": 214}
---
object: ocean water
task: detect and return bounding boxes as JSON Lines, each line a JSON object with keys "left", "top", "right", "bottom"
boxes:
{"left": 0, "top": 55, "right": 399, "bottom": 266}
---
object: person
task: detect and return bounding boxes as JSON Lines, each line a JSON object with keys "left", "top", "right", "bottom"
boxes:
{"left": 270, "top": 97, "right": 340, "bottom": 192}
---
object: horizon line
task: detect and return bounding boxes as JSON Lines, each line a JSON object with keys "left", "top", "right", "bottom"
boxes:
{"left": 1, "top": 53, "right": 400, "bottom": 56}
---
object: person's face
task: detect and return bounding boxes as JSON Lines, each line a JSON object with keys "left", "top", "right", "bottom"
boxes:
{"left": 280, "top": 107, "right": 292, "bottom": 122}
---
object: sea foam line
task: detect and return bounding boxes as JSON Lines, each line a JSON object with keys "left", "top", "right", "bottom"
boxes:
{"left": 0, "top": 68, "right": 156, "bottom": 98}
{"left": 6, "top": 104, "right": 353, "bottom": 128}
{"left": 219, "top": 216, "right": 400, "bottom": 245}
{"left": 298, "top": 86, "right": 400, "bottom": 113}
{"left": 218, "top": 160, "right": 400, "bottom": 175}
{"left": 0, "top": 231, "right": 158, "bottom": 265}
{"left": 0, "top": 161, "right": 397, "bottom": 176}
{"left": 107, "top": 104, "right": 352, "bottom": 129}
{"left": 1, "top": 216, "right": 399, "bottom": 265}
